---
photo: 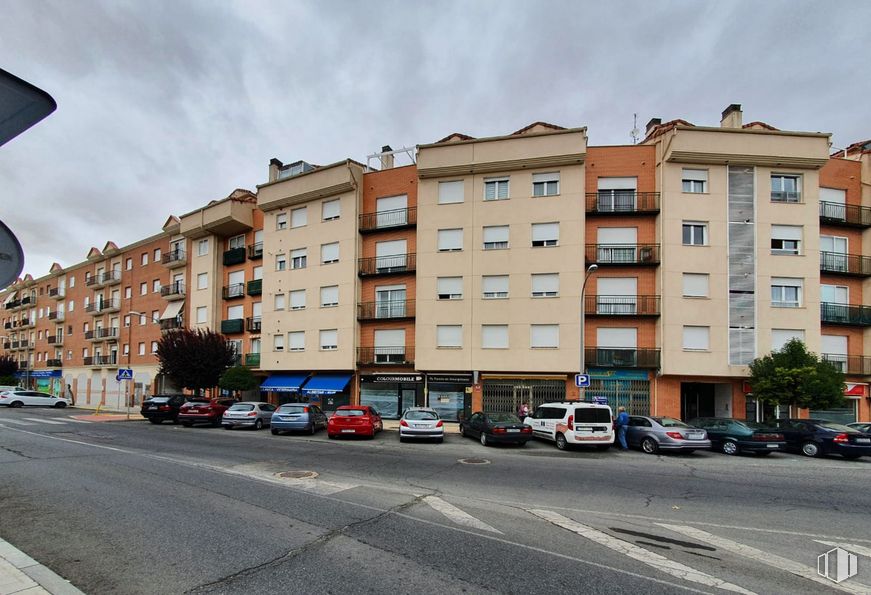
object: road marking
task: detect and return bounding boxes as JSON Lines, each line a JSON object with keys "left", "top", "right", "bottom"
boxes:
{"left": 816, "top": 540, "right": 871, "bottom": 559}
{"left": 0, "top": 419, "right": 37, "bottom": 426}
{"left": 65, "top": 418, "right": 92, "bottom": 423}
{"left": 530, "top": 509, "right": 754, "bottom": 594}
{"left": 22, "top": 417, "right": 67, "bottom": 425}
{"left": 423, "top": 496, "right": 502, "bottom": 534}
{"left": 659, "top": 524, "right": 871, "bottom": 594}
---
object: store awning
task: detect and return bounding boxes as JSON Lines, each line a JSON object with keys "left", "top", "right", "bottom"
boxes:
{"left": 300, "top": 373, "right": 352, "bottom": 396}
{"left": 260, "top": 373, "right": 309, "bottom": 393}
{"left": 160, "top": 301, "right": 184, "bottom": 320}
{"left": 845, "top": 383, "right": 866, "bottom": 398}
{"left": 3, "top": 291, "right": 17, "bottom": 305}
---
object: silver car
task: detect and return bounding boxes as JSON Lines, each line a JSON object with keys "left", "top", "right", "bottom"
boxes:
{"left": 625, "top": 416, "right": 711, "bottom": 454}
{"left": 399, "top": 407, "right": 444, "bottom": 443}
{"left": 222, "top": 401, "right": 276, "bottom": 430}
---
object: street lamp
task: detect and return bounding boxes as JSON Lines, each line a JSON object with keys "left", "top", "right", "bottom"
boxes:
{"left": 579, "top": 264, "right": 598, "bottom": 401}
{"left": 125, "top": 310, "right": 158, "bottom": 413}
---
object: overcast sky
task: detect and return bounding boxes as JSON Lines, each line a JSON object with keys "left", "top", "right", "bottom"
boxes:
{"left": 2, "top": 0, "right": 870, "bottom": 279}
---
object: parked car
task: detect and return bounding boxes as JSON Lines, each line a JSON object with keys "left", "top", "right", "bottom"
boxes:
{"left": 271, "top": 403, "right": 328, "bottom": 435}
{"left": 524, "top": 401, "right": 614, "bottom": 450}
{"left": 399, "top": 407, "right": 444, "bottom": 442}
{"left": 0, "top": 390, "right": 70, "bottom": 408}
{"left": 140, "top": 394, "right": 188, "bottom": 423}
{"left": 178, "top": 397, "right": 238, "bottom": 427}
{"left": 848, "top": 422, "right": 871, "bottom": 434}
{"left": 327, "top": 405, "right": 383, "bottom": 439}
{"left": 222, "top": 402, "right": 276, "bottom": 430}
{"left": 688, "top": 417, "right": 785, "bottom": 455}
{"left": 774, "top": 418, "right": 871, "bottom": 459}
{"left": 460, "top": 411, "right": 533, "bottom": 446}
{"left": 625, "top": 416, "right": 711, "bottom": 454}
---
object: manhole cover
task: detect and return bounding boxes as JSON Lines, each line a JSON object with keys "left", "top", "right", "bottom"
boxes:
{"left": 275, "top": 470, "right": 318, "bottom": 480}
{"left": 458, "top": 458, "right": 490, "bottom": 465}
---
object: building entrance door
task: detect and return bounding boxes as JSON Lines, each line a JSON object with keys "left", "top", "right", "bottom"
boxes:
{"left": 681, "top": 383, "right": 716, "bottom": 420}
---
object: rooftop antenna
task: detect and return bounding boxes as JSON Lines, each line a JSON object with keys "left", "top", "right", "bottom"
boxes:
{"left": 630, "top": 113, "right": 640, "bottom": 144}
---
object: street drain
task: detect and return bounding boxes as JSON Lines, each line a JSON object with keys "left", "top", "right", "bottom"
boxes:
{"left": 458, "top": 458, "right": 490, "bottom": 465}
{"left": 275, "top": 470, "right": 318, "bottom": 480}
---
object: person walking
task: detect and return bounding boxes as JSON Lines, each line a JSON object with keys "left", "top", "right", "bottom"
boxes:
{"left": 517, "top": 402, "right": 530, "bottom": 419}
{"left": 65, "top": 383, "right": 75, "bottom": 406}
{"left": 615, "top": 406, "right": 629, "bottom": 450}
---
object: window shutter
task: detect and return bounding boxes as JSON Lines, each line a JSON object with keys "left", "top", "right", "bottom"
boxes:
{"left": 597, "top": 227, "right": 637, "bottom": 243}
{"left": 482, "top": 325, "right": 509, "bottom": 348}
{"left": 437, "top": 229, "right": 463, "bottom": 251}
{"left": 320, "top": 286, "right": 339, "bottom": 306}
{"left": 374, "top": 329, "right": 405, "bottom": 347}
{"left": 531, "top": 273, "right": 559, "bottom": 295}
{"left": 376, "top": 239, "right": 406, "bottom": 257}
{"left": 530, "top": 324, "right": 559, "bottom": 348}
{"left": 321, "top": 242, "right": 339, "bottom": 263}
{"left": 483, "top": 226, "right": 509, "bottom": 243}
{"left": 596, "top": 327, "right": 637, "bottom": 348}
{"left": 597, "top": 177, "right": 637, "bottom": 190}
{"left": 291, "top": 207, "right": 307, "bottom": 227}
{"left": 482, "top": 275, "right": 509, "bottom": 295}
{"left": 437, "top": 277, "right": 462, "bottom": 297}
{"left": 771, "top": 329, "right": 804, "bottom": 351}
{"left": 438, "top": 181, "right": 464, "bottom": 204}
{"left": 682, "top": 169, "right": 708, "bottom": 182}
{"left": 437, "top": 325, "right": 462, "bottom": 347}
{"left": 532, "top": 172, "right": 559, "bottom": 183}
{"left": 290, "top": 290, "right": 306, "bottom": 309}
{"left": 597, "top": 277, "right": 636, "bottom": 296}
{"left": 531, "top": 222, "right": 559, "bottom": 242}
{"left": 682, "top": 326, "right": 710, "bottom": 350}
{"left": 682, "top": 273, "right": 709, "bottom": 297}
{"left": 322, "top": 199, "right": 341, "bottom": 220}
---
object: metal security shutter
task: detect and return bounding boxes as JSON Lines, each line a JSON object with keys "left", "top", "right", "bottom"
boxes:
{"left": 482, "top": 379, "right": 566, "bottom": 413}
{"left": 589, "top": 378, "right": 650, "bottom": 416}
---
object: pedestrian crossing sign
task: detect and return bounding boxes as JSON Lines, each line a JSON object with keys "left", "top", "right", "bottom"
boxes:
{"left": 116, "top": 368, "right": 134, "bottom": 382}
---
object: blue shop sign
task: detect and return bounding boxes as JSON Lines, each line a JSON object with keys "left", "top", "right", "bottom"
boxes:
{"left": 15, "top": 369, "right": 62, "bottom": 378}
{"left": 587, "top": 369, "right": 649, "bottom": 381}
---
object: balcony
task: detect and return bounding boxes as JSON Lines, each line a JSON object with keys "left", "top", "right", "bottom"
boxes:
{"left": 97, "top": 354, "right": 118, "bottom": 367}
{"left": 47, "top": 334, "right": 64, "bottom": 346}
{"left": 4, "top": 299, "right": 20, "bottom": 310}
{"left": 222, "top": 284, "right": 245, "bottom": 300}
{"left": 247, "top": 242, "right": 263, "bottom": 260}
{"left": 819, "top": 201, "right": 871, "bottom": 228}
{"left": 244, "top": 353, "right": 261, "bottom": 367}
{"left": 223, "top": 247, "right": 247, "bottom": 266}
{"left": 46, "top": 359, "right": 63, "bottom": 368}
{"left": 18, "top": 318, "right": 34, "bottom": 329}
{"left": 1, "top": 341, "right": 9, "bottom": 349}
{"left": 221, "top": 318, "right": 244, "bottom": 334}
{"left": 18, "top": 361, "right": 28, "bottom": 369}
{"left": 819, "top": 252, "right": 871, "bottom": 277}
{"left": 161, "top": 249, "right": 187, "bottom": 269}
{"left": 820, "top": 303, "right": 871, "bottom": 326}
{"left": 48, "top": 310, "right": 65, "bottom": 321}
{"left": 246, "top": 279, "right": 262, "bottom": 296}
{"left": 246, "top": 316, "right": 261, "bottom": 333}
{"left": 86, "top": 298, "right": 121, "bottom": 315}
{"left": 160, "top": 281, "right": 186, "bottom": 300}
{"left": 103, "top": 270, "right": 122, "bottom": 286}
{"left": 584, "top": 347, "right": 661, "bottom": 369}
{"left": 19, "top": 296, "right": 33, "bottom": 308}
{"left": 822, "top": 354, "right": 871, "bottom": 376}
{"left": 357, "top": 346, "right": 415, "bottom": 366}
{"left": 97, "top": 327, "right": 119, "bottom": 342}
{"left": 358, "top": 253, "right": 416, "bottom": 277}
{"left": 160, "top": 318, "right": 184, "bottom": 331}
{"left": 83, "top": 357, "right": 98, "bottom": 368}
{"left": 585, "top": 295, "right": 660, "bottom": 317}
{"left": 585, "top": 244, "right": 660, "bottom": 266}
{"left": 2, "top": 321, "right": 15, "bottom": 330}
{"left": 359, "top": 206, "right": 417, "bottom": 233}
{"left": 357, "top": 300, "right": 416, "bottom": 321}
{"left": 48, "top": 287, "right": 65, "bottom": 300}
{"left": 585, "top": 192, "right": 660, "bottom": 216}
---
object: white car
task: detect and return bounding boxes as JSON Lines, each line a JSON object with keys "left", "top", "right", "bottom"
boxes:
{"left": 0, "top": 390, "right": 71, "bottom": 408}
{"left": 399, "top": 407, "right": 444, "bottom": 442}
{"left": 524, "top": 401, "right": 614, "bottom": 450}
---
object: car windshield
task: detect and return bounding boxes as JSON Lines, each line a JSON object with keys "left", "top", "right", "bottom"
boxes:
{"left": 488, "top": 413, "right": 521, "bottom": 423}
{"left": 229, "top": 404, "right": 255, "bottom": 411}
{"left": 654, "top": 417, "right": 690, "bottom": 428}
{"left": 817, "top": 423, "right": 856, "bottom": 432}
{"left": 335, "top": 409, "right": 365, "bottom": 417}
{"left": 278, "top": 405, "right": 307, "bottom": 413}
{"left": 405, "top": 410, "right": 438, "bottom": 420}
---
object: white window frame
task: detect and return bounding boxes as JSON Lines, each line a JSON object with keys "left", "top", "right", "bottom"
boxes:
{"left": 436, "top": 325, "right": 463, "bottom": 348}
{"left": 228, "top": 234, "right": 245, "bottom": 250}
{"left": 291, "top": 207, "right": 307, "bottom": 228}
{"left": 481, "top": 325, "right": 509, "bottom": 349}
{"left": 273, "top": 334, "right": 285, "bottom": 352}
{"left": 319, "top": 329, "right": 338, "bottom": 351}
{"left": 483, "top": 177, "right": 509, "bottom": 201}
{"left": 196, "top": 307, "right": 207, "bottom": 324}
{"left": 483, "top": 225, "right": 509, "bottom": 250}
{"left": 322, "top": 199, "right": 341, "bottom": 221}
{"left": 532, "top": 172, "right": 560, "bottom": 197}
{"left": 437, "top": 277, "right": 463, "bottom": 300}
{"left": 681, "top": 169, "right": 708, "bottom": 193}
{"left": 320, "top": 285, "right": 339, "bottom": 307}
{"left": 276, "top": 213, "right": 288, "bottom": 230}
{"left": 771, "top": 277, "right": 803, "bottom": 308}
{"left": 321, "top": 242, "right": 339, "bottom": 264}
{"left": 682, "top": 273, "right": 709, "bottom": 298}
{"left": 682, "top": 326, "right": 710, "bottom": 351}
{"left": 276, "top": 253, "right": 287, "bottom": 271}
{"left": 531, "top": 273, "right": 559, "bottom": 298}
{"left": 771, "top": 174, "right": 801, "bottom": 203}
{"left": 289, "top": 289, "right": 306, "bottom": 310}
{"left": 482, "top": 275, "right": 509, "bottom": 299}
{"left": 682, "top": 221, "right": 707, "bottom": 246}
{"left": 438, "top": 180, "right": 464, "bottom": 204}
{"left": 437, "top": 228, "right": 463, "bottom": 252}
{"left": 290, "top": 248, "right": 307, "bottom": 270}
{"left": 274, "top": 294, "right": 286, "bottom": 310}
{"left": 531, "top": 222, "right": 559, "bottom": 247}
{"left": 530, "top": 324, "right": 559, "bottom": 349}
{"left": 288, "top": 331, "right": 305, "bottom": 352}
{"left": 771, "top": 225, "right": 802, "bottom": 255}
{"left": 197, "top": 239, "right": 209, "bottom": 256}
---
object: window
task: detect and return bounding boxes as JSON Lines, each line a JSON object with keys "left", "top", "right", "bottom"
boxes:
{"left": 151, "top": 310, "right": 159, "bottom": 323}
{"left": 124, "top": 286, "right": 132, "bottom": 299}
{"left": 482, "top": 325, "right": 509, "bottom": 349}
{"left": 322, "top": 199, "right": 340, "bottom": 220}
{"left": 682, "top": 169, "right": 708, "bottom": 193}
{"left": 68, "top": 300, "right": 74, "bottom": 312}
{"left": 437, "top": 325, "right": 462, "bottom": 348}
{"left": 276, "top": 213, "right": 288, "bottom": 230}
{"left": 596, "top": 227, "right": 638, "bottom": 263}
{"left": 596, "top": 278, "right": 637, "bottom": 313}
{"left": 483, "top": 225, "right": 509, "bottom": 250}
{"left": 139, "top": 282, "right": 147, "bottom": 295}
{"left": 375, "top": 240, "right": 407, "bottom": 272}
{"left": 438, "top": 180, "right": 464, "bottom": 204}
{"left": 530, "top": 324, "right": 559, "bottom": 348}
{"left": 196, "top": 306, "right": 207, "bottom": 324}
{"left": 482, "top": 275, "right": 509, "bottom": 299}
{"left": 437, "top": 228, "right": 463, "bottom": 252}
{"left": 821, "top": 335, "right": 848, "bottom": 371}
{"left": 531, "top": 222, "right": 559, "bottom": 247}
{"left": 319, "top": 329, "right": 338, "bottom": 351}
{"left": 123, "top": 315, "right": 131, "bottom": 327}
{"left": 374, "top": 329, "right": 405, "bottom": 362}
{"left": 682, "top": 273, "right": 709, "bottom": 297}
{"left": 821, "top": 284, "right": 848, "bottom": 305}
{"left": 532, "top": 172, "right": 559, "bottom": 197}
{"left": 320, "top": 285, "right": 339, "bottom": 307}
{"left": 288, "top": 331, "right": 305, "bottom": 351}
{"left": 69, "top": 276, "right": 75, "bottom": 288}
{"left": 228, "top": 235, "right": 244, "bottom": 250}
{"left": 820, "top": 235, "right": 848, "bottom": 272}
{"left": 291, "top": 207, "right": 307, "bottom": 228}
{"left": 273, "top": 253, "right": 286, "bottom": 271}
{"left": 376, "top": 195, "right": 408, "bottom": 228}
{"left": 683, "top": 326, "right": 710, "bottom": 351}
{"left": 437, "top": 277, "right": 463, "bottom": 300}
{"left": 197, "top": 239, "right": 209, "bottom": 256}
{"left": 273, "top": 334, "right": 285, "bottom": 351}
{"left": 682, "top": 221, "right": 707, "bottom": 246}
{"left": 597, "top": 178, "right": 637, "bottom": 212}
{"left": 771, "top": 277, "right": 803, "bottom": 308}
{"left": 193, "top": 272, "right": 206, "bottom": 290}
{"left": 772, "top": 329, "right": 805, "bottom": 352}
{"left": 320, "top": 242, "right": 339, "bottom": 264}
{"left": 484, "top": 177, "right": 509, "bottom": 201}
{"left": 771, "top": 174, "right": 801, "bottom": 202}
{"left": 151, "top": 341, "right": 158, "bottom": 353}
{"left": 770, "top": 225, "right": 802, "bottom": 255}
{"left": 820, "top": 187, "right": 847, "bottom": 221}
{"left": 139, "top": 313, "right": 147, "bottom": 326}
{"left": 274, "top": 294, "right": 286, "bottom": 310}
{"left": 152, "top": 279, "right": 160, "bottom": 293}
{"left": 125, "top": 258, "right": 132, "bottom": 270}
{"left": 289, "top": 289, "right": 306, "bottom": 310}
{"left": 531, "top": 273, "right": 559, "bottom": 297}
{"left": 138, "top": 342, "right": 145, "bottom": 356}
{"left": 154, "top": 248, "right": 162, "bottom": 261}
{"left": 290, "top": 248, "right": 307, "bottom": 270}
{"left": 141, "top": 253, "right": 148, "bottom": 266}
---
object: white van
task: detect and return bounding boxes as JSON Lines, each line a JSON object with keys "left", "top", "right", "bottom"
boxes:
{"left": 524, "top": 401, "right": 614, "bottom": 450}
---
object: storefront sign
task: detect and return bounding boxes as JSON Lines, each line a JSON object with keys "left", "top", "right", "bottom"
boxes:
{"left": 360, "top": 374, "right": 422, "bottom": 383}
{"left": 15, "top": 369, "right": 62, "bottom": 378}
{"left": 587, "top": 369, "right": 649, "bottom": 381}
{"left": 427, "top": 373, "right": 473, "bottom": 384}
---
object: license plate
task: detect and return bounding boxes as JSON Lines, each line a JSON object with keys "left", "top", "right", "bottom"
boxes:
{"left": 148, "top": 406, "right": 157, "bottom": 410}
{"left": 507, "top": 429, "right": 520, "bottom": 433}
{"left": 856, "top": 438, "right": 870, "bottom": 444}
{"left": 341, "top": 429, "right": 355, "bottom": 433}
{"left": 688, "top": 432, "right": 704, "bottom": 439}
{"left": 767, "top": 444, "right": 779, "bottom": 448}
{"left": 414, "top": 424, "right": 427, "bottom": 429}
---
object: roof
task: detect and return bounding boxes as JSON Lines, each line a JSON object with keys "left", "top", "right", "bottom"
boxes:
{"left": 511, "top": 121, "right": 566, "bottom": 135}
{"left": 742, "top": 121, "right": 779, "bottom": 131}
{"left": 642, "top": 119, "right": 695, "bottom": 143}
{"left": 836, "top": 139, "right": 871, "bottom": 157}
{"left": 435, "top": 132, "right": 475, "bottom": 144}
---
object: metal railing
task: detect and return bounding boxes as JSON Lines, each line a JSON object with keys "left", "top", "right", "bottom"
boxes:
{"left": 822, "top": 354, "right": 871, "bottom": 375}
{"left": 221, "top": 319, "right": 244, "bottom": 334}
{"left": 48, "top": 310, "right": 64, "bottom": 321}
{"left": 160, "top": 281, "right": 186, "bottom": 298}
{"left": 246, "top": 279, "right": 262, "bottom": 296}
{"left": 819, "top": 201, "right": 871, "bottom": 228}
{"left": 358, "top": 253, "right": 416, "bottom": 276}
{"left": 222, "top": 284, "right": 245, "bottom": 299}
{"left": 223, "top": 246, "right": 247, "bottom": 266}
{"left": 819, "top": 251, "right": 871, "bottom": 277}
{"left": 356, "top": 346, "right": 414, "bottom": 366}
{"left": 244, "top": 353, "right": 261, "bottom": 367}
{"left": 357, "top": 300, "right": 415, "bottom": 320}
{"left": 585, "top": 244, "right": 660, "bottom": 265}
{"left": 246, "top": 316, "right": 261, "bottom": 333}
{"left": 48, "top": 287, "right": 65, "bottom": 299}
{"left": 160, "top": 318, "right": 184, "bottom": 331}
{"left": 161, "top": 249, "right": 187, "bottom": 266}
{"left": 820, "top": 302, "right": 871, "bottom": 326}
{"left": 85, "top": 298, "right": 121, "bottom": 314}
{"left": 248, "top": 242, "right": 263, "bottom": 259}
{"left": 585, "top": 192, "right": 660, "bottom": 215}
{"left": 46, "top": 359, "right": 63, "bottom": 367}
{"left": 359, "top": 206, "right": 417, "bottom": 232}
{"left": 585, "top": 295, "right": 660, "bottom": 316}
{"left": 584, "top": 348, "right": 661, "bottom": 368}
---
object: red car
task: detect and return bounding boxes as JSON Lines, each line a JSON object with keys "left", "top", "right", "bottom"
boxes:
{"left": 178, "top": 397, "right": 238, "bottom": 427}
{"left": 327, "top": 406, "right": 383, "bottom": 439}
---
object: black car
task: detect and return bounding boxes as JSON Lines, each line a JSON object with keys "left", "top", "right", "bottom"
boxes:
{"left": 774, "top": 418, "right": 871, "bottom": 459}
{"left": 460, "top": 411, "right": 533, "bottom": 446}
{"left": 140, "top": 394, "right": 188, "bottom": 424}
{"left": 688, "top": 417, "right": 785, "bottom": 455}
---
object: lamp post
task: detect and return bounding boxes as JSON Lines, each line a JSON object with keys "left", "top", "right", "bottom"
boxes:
{"left": 125, "top": 310, "right": 156, "bottom": 417}
{"left": 579, "top": 264, "right": 598, "bottom": 401}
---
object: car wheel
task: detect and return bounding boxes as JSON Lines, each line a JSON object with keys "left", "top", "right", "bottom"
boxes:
{"left": 398, "top": 435, "right": 405, "bottom": 443}
{"left": 271, "top": 428, "right": 279, "bottom": 435}
{"left": 641, "top": 438, "right": 658, "bottom": 454}
{"left": 149, "top": 419, "right": 161, "bottom": 425}
{"left": 518, "top": 441, "right": 527, "bottom": 447}
{"left": 555, "top": 433, "right": 568, "bottom": 451}
{"left": 10, "top": 401, "right": 23, "bottom": 408}
{"left": 801, "top": 441, "right": 820, "bottom": 457}
{"left": 254, "top": 419, "right": 263, "bottom": 430}
{"left": 436, "top": 437, "right": 444, "bottom": 444}
{"left": 721, "top": 440, "right": 739, "bottom": 455}
{"left": 211, "top": 418, "right": 221, "bottom": 427}
{"left": 54, "top": 402, "right": 67, "bottom": 408}
{"left": 480, "top": 432, "right": 489, "bottom": 447}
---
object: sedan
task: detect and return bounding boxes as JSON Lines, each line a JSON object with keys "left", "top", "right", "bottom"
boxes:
{"left": 271, "top": 403, "right": 328, "bottom": 435}
{"left": 222, "top": 402, "right": 276, "bottom": 430}
{"left": 327, "top": 406, "right": 383, "bottom": 439}
{"left": 625, "top": 416, "right": 711, "bottom": 454}
{"left": 688, "top": 417, "right": 785, "bottom": 455}
{"left": 0, "top": 390, "right": 71, "bottom": 408}
{"left": 774, "top": 419, "right": 871, "bottom": 459}
{"left": 140, "top": 394, "right": 188, "bottom": 423}
{"left": 179, "top": 398, "right": 238, "bottom": 427}
{"left": 399, "top": 408, "right": 444, "bottom": 442}
{"left": 848, "top": 422, "right": 871, "bottom": 434}
{"left": 460, "top": 412, "right": 533, "bottom": 446}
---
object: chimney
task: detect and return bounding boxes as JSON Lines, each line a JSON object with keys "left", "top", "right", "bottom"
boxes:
{"left": 268, "top": 158, "right": 283, "bottom": 182}
{"left": 645, "top": 118, "right": 662, "bottom": 134}
{"left": 379, "top": 145, "right": 394, "bottom": 170}
{"left": 720, "top": 104, "right": 742, "bottom": 128}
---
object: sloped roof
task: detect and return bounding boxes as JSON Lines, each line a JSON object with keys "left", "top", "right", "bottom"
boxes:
{"left": 743, "top": 121, "right": 779, "bottom": 131}
{"left": 836, "top": 139, "right": 871, "bottom": 157}
{"left": 642, "top": 119, "right": 695, "bottom": 143}
{"left": 511, "top": 121, "right": 567, "bottom": 135}
{"left": 435, "top": 132, "right": 476, "bottom": 144}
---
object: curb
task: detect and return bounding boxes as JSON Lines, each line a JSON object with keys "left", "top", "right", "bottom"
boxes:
{"left": 0, "top": 537, "right": 84, "bottom": 595}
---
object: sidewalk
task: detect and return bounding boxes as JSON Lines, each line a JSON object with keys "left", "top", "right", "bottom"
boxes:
{"left": 0, "top": 538, "right": 84, "bottom": 595}
{"left": 381, "top": 419, "right": 461, "bottom": 434}
{"left": 68, "top": 406, "right": 144, "bottom": 423}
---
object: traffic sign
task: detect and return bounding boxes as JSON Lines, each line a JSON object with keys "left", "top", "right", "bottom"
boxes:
{"left": 574, "top": 373, "right": 591, "bottom": 388}
{"left": 116, "top": 368, "right": 134, "bottom": 382}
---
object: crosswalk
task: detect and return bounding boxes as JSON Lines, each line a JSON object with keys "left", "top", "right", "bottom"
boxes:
{"left": 0, "top": 416, "right": 91, "bottom": 426}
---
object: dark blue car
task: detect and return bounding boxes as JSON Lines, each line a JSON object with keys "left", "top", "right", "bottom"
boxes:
{"left": 774, "top": 419, "right": 871, "bottom": 459}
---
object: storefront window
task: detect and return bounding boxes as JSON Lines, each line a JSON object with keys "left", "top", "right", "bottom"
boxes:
{"left": 429, "top": 387, "right": 464, "bottom": 421}
{"left": 360, "top": 374, "right": 423, "bottom": 419}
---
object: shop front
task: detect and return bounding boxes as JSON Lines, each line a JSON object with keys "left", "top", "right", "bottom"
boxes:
{"left": 425, "top": 373, "right": 473, "bottom": 422}
{"left": 300, "top": 373, "right": 353, "bottom": 414}
{"left": 259, "top": 373, "right": 310, "bottom": 405}
{"left": 15, "top": 369, "right": 63, "bottom": 394}
{"left": 359, "top": 373, "right": 423, "bottom": 419}
{"left": 588, "top": 369, "right": 651, "bottom": 416}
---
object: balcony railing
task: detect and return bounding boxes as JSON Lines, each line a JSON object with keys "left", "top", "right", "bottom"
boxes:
{"left": 246, "top": 316, "right": 261, "bottom": 333}
{"left": 48, "top": 310, "right": 65, "bottom": 321}
{"left": 47, "top": 334, "right": 64, "bottom": 345}
{"left": 83, "top": 356, "right": 96, "bottom": 367}
{"left": 822, "top": 354, "right": 871, "bottom": 376}
{"left": 221, "top": 318, "right": 244, "bottom": 334}
{"left": 359, "top": 206, "right": 417, "bottom": 233}
{"left": 584, "top": 347, "right": 661, "bottom": 368}
{"left": 244, "top": 353, "right": 261, "bottom": 367}
{"left": 820, "top": 302, "right": 871, "bottom": 326}
{"left": 246, "top": 279, "right": 262, "bottom": 296}
{"left": 160, "top": 281, "right": 186, "bottom": 299}
{"left": 97, "top": 327, "right": 119, "bottom": 341}
{"left": 357, "top": 300, "right": 416, "bottom": 320}
{"left": 248, "top": 242, "right": 263, "bottom": 260}
{"left": 222, "top": 284, "right": 245, "bottom": 300}
{"left": 19, "top": 296, "right": 32, "bottom": 307}
{"left": 85, "top": 271, "right": 118, "bottom": 287}
{"left": 161, "top": 249, "right": 187, "bottom": 268}
{"left": 358, "top": 253, "right": 416, "bottom": 276}
{"left": 223, "top": 247, "right": 247, "bottom": 266}
{"left": 585, "top": 295, "right": 660, "bottom": 316}
{"left": 46, "top": 359, "right": 63, "bottom": 368}
{"left": 85, "top": 298, "right": 121, "bottom": 314}
{"left": 18, "top": 318, "right": 34, "bottom": 328}
{"left": 18, "top": 362, "right": 28, "bottom": 369}
{"left": 4, "top": 299, "right": 20, "bottom": 310}
{"left": 2, "top": 342, "right": 9, "bottom": 349}
{"left": 104, "top": 270, "right": 122, "bottom": 285}
{"left": 2, "top": 321, "right": 14, "bottom": 329}
{"left": 48, "top": 287, "right": 65, "bottom": 300}
{"left": 819, "top": 201, "right": 871, "bottom": 228}
{"left": 160, "top": 318, "right": 184, "bottom": 331}
{"left": 585, "top": 192, "right": 660, "bottom": 215}
{"left": 585, "top": 244, "right": 660, "bottom": 266}
{"left": 819, "top": 251, "right": 871, "bottom": 277}
{"left": 357, "top": 346, "right": 414, "bottom": 366}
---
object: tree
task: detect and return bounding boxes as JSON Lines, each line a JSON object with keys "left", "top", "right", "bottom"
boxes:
{"left": 0, "top": 354, "right": 18, "bottom": 386}
{"left": 219, "top": 365, "right": 259, "bottom": 398}
{"left": 748, "top": 339, "right": 845, "bottom": 412}
{"left": 155, "top": 328, "right": 237, "bottom": 395}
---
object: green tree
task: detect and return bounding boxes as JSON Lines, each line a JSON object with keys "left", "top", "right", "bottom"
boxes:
{"left": 0, "top": 354, "right": 18, "bottom": 386}
{"left": 218, "top": 365, "right": 258, "bottom": 398}
{"left": 748, "top": 339, "right": 845, "bottom": 411}
{"left": 155, "top": 328, "right": 237, "bottom": 395}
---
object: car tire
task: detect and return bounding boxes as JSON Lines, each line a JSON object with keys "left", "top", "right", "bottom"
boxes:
{"left": 722, "top": 440, "right": 739, "bottom": 455}
{"left": 398, "top": 435, "right": 405, "bottom": 443}
{"left": 480, "top": 432, "right": 489, "bottom": 447}
{"left": 10, "top": 401, "right": 23, "bottom": 408}
{"left": 54, "top": 402, "right": 67, "bottom": 408}
{"left": 641, "top": 438, "right": 658, "bottom": 454}
{"left": 149, "top": 419, "right": 161, "bottom": 425}
{"left": 801, "top": 441, "right": 820, "bottom": 457}
{"left": 436, "top": 437, "right": 444, "bottom": 444}
{"left": 271, "top": 428, "right": 279, "bottom": 435}
{"left": 328, "top": 433, "right": 336, "bottom": 439}
{"left": 254, "top": 419, "right": 263, "bottom": 430}
{"left": 555, "top": 433, "right": 568, "bottom": 451}
{"left": 518, "top": 441, "right": 527, "bottom": 447}
{"left": 211, "top": 418, "right": 221, "bottom": 427}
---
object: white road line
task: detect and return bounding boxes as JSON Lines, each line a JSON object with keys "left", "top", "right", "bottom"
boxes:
{"left": 530, "top": 509, "right": 754, "bottom": 594}
{"left": 0, "top": 419, "right": 36, "bottom": 426}
{"left": 816, "top": 540, "right": 871, "bottom": 559}
{"left": 659, "top": 524, "right": 871, "bottom": 594}
{"left": 423, "top": 496, "right": 502, "bottom": 534}
{"left": 22, "top": 417, "right": 67, "bottom": 425}
{"left": 65, "top": 418, "right": 92, "bottom": 423}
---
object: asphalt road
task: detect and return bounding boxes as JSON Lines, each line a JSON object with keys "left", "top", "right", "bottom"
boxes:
{"left": 0, "top": 407, "right": 869, "bottom": 594}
